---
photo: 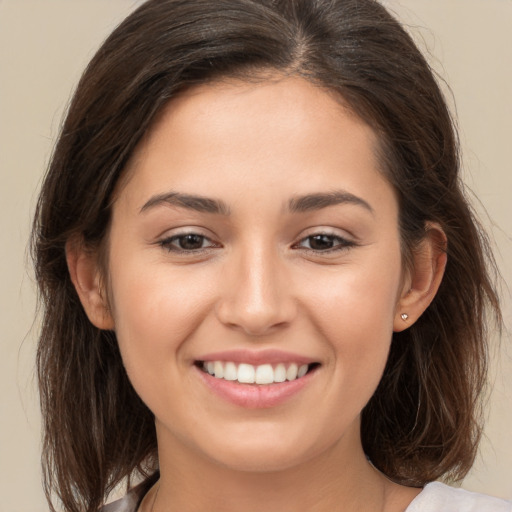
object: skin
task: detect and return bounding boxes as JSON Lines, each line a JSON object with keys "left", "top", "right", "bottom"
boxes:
{"left": 68, "top": 76, "right": 446, "bottom": 512}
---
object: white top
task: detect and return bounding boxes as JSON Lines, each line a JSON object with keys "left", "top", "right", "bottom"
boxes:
{"left": 102, "top": 481, "right": 512, "bottom": 511}
{"left": 406, "top": 482, "right": 512, "bottom": 511}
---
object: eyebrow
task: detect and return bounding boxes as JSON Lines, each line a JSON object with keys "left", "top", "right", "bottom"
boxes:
{"left": 288, "top": 190, "right": 374, "bottom": 215}
{"left": 140, "top": 189, "right": 373, "bottom": 216}
{"left": 140, "top": 192, "right": 231, "bottom": 215}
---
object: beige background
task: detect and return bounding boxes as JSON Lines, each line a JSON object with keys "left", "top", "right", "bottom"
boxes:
{"left": 0, "top": 0, "right": 510, "bottom": 510}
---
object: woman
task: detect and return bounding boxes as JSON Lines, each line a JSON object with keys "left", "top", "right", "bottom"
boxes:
{"left": 32, "top": 0, "right": 509, "bottom": 511}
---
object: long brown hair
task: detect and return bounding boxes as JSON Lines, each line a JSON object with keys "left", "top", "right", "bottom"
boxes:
{"left": 32, "top": 0, "right": 501, "bottom": 510}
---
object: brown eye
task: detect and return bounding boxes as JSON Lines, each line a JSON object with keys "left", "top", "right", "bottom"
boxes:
{"left": 296, "top": 233, "right": 355, "bottom": 252}
{"left": 160, "top": 233, "right": 216, "bottom": 253}
{"left": 307, "top": 235, "right": 336, "bottom": 250}
{"left": 177, "top": 234, "right": 206, "bottom": 250}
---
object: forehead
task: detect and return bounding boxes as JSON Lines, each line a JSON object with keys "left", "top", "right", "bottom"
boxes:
{"left": 116, "top": 76, "right": 395, "bottom": 217}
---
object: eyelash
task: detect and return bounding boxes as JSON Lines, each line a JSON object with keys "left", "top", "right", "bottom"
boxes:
{"left": 158, "top": 232, "right": 356, "bottom": 255}
{"left": 159, "top": 233, "right": 219, "bottom": 254}
{"left": 293, "top": 233, "right": 356, "bottom": 253}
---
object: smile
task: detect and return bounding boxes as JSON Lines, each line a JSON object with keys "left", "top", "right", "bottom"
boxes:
{"left": 199, "top": 361, "right": 314, "bottom": 384}
{"left": 195, "top": 358, "right": 320, "bottom": 408}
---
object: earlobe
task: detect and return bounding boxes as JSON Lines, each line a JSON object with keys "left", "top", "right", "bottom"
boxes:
{"left": 65, "top": 239, "right": 115, "bottom": 330}
{"left": 394, "top": 224, "right": 447, "bottom": 332}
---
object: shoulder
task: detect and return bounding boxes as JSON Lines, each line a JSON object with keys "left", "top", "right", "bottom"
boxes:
{"left": 100, "top": 491, "right": 140, "bottom": 512}
{"left": 100, "top": 494, "right": 137, "bottom": 512}
{"left": 99, "top": 482, "right": 148, "bottom": 512}
{"left": 406, "top": 482, "right": 512, "bottom": 512}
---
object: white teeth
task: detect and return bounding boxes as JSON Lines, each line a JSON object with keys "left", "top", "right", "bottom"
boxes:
{"left": 224, "top": 362, "right": 237, "bottom": 381}
{"left": 297, "top": 364, "right": 308, "bottom": 378}
{"left": 201, "top": 361, "right": 313, "bottom": 384}
{"left": 213, "top": 361, "right": 224, "bottom": 379}
{"left": 255, "top": 364, "right": 274, "bottom": 384}
{"left": 237, "top": 363, "right": 255, "bottom": 383}
{"left": 286, "top": 363, "right": 298, "bottom": 381}
{"left": 274, "top": 363, "right": 287, "bottom": 383}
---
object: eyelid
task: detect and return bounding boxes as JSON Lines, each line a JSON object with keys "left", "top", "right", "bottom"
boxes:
{"left": 296, "top": 224, "right": 358, "bottom": 239}
{"left": 157, "top": 228, "right": 221, "bottom": 255}
{"left": 155, "top": 226, "right": 357, "bottom": 256}
{"left": 155, "top": 224, "right": 213, "bottom": 239}
{"left": 292, "top": 230, "right": 358, "bottom": 253}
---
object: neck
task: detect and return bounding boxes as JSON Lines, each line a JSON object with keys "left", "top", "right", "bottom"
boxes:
{"left": 147, "top": 423, "right": 417, "bottom": 512}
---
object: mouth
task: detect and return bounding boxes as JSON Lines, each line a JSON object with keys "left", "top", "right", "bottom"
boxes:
{"left": 195, "top": 360, "right": 320, "bottom": 385}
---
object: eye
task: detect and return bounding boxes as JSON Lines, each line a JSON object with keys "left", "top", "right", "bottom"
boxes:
{"left": 159, "top": 233, "right": 218, "bottom": 253}
{"left": 295, "top": 233, "right": 354, "bottom": 252}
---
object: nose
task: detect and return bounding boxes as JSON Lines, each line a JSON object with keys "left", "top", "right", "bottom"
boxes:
{"left": 215, "top": 244, "right": 297, "bottom": 336}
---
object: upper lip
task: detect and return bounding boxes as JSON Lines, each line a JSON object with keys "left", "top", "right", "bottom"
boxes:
{"left": 194, "top": 349, "right": 318, "bottom": 366}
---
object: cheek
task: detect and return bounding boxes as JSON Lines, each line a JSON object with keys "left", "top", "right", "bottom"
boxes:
{"left": 107, "top": 259, "right": 215, "bottom": 385}
{"left": 303, "top": 251, "right": 402, "bottom": 393}
{"left": 306, "top": 257, "right": 401, "bottom": 334}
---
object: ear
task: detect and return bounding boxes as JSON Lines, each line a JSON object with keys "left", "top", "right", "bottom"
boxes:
{"left": 65, "top": 238, "right": 115, "bottom": 330}
{"left": 393, "top": 223, "right": 447, "bottom": 332}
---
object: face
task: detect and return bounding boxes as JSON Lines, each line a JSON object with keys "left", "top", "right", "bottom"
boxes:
{"left": 103, "top": 77, "right": 407, "bottom": 472}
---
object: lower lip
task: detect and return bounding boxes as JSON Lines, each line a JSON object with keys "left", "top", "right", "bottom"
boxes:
{"left": 195, "top": 366, "right": 317, "bottom": 409}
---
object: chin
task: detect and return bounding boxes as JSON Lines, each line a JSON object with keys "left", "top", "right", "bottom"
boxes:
{"left": 209, "top": 447, "right": 313, "bottom": 474}
{"left": 193, "top": 426, "right": 335, "bottom": 474}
